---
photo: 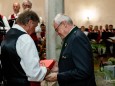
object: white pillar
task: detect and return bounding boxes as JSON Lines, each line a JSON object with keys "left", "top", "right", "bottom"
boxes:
{"left": 45, "top": 0, "right": 64, "bottom": 60}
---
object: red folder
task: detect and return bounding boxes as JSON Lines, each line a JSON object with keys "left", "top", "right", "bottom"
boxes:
{"left": 40, "top": 60, "right": 55, "bottom": 69}
{"left": 30, "top": 60, "right": 55, "bottom": 86}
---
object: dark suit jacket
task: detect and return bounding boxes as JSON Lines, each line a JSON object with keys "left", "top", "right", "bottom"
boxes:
{"left": 57, "top": 26, "right": 96, "bottom": 86}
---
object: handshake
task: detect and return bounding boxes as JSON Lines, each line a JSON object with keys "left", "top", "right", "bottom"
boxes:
{"left": 40, "top": 59, "right": 58, "bottom": 82}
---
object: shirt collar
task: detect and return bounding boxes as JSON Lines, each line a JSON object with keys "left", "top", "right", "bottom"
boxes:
{"left": 12, "top": 24, "right": 27, "bottom": 33}
{"left": 63, "top": 26, "right": 78, "bottom": 42}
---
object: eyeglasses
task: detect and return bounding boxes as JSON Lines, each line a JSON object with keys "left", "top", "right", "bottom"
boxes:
{"left": 23, "top": 4, "right": 31, "bottom": 8}
{"left": 55, "top": 22, "right": 62, "bottom": 32}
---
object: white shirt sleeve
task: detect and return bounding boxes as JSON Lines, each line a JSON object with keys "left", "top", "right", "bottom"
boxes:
{"left": 2, "top": 16, "right": 10, "bottom": 32}
{"left": 8, "top": 15, "right": 11, "bottom": 20}
{"left": 16, "top": 34, "right": 47, "bottom": 82}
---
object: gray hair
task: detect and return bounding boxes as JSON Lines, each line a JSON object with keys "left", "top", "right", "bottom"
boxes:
{"left": 22, "top": 0, "right": 32, "bottom": 9}
{"left": 54, "top": 13, "right": 73, "bottom": 25}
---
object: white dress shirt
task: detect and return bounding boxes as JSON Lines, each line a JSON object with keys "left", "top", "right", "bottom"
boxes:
{"left": 12, "top": 24, "right": 47, "bottom": 82}
{"left": 0, "top": 16, "right": 10, "bottom": 32}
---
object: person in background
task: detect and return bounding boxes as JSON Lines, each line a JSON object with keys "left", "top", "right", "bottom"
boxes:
{"left": 0, "top": 14, "right": 10, "bottom": 31}
{"left": 40, "top": 24, "right": 46, "bottom": 39}
{"left": 1, "top": 10, "right": 49, "bottom": 86}
{"left": 105, "top": 24, "right": 109, "bottom": 32}
{"left": 80, "top": 26, "right": 88, "bottom": 36}
{"left": 8, "top": 2, "right": 20, "bottom": 20}
{"left": 8, "top": 2, "right": 21, "bottom": 27}
{"left": 45, "top": 13, "right": 96, "bottom": 86}
{"left": 0, "top": 14, "right": 10, "bottom": 44}
{"left": 22, "top": 0, "right": 32, "bottom": 10}
{"left": 88, "top": 25, "right": 93, "bottom": 32}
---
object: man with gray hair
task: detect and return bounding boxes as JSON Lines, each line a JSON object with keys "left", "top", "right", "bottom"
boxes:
{"left": 22, "top": 0, "right": 32, "bottom": 10}
{"left": 45, "top": 13, "right": 96, "bottom": 86}
{"left": 1, "top": 10, "right": 49, "bottom": 86}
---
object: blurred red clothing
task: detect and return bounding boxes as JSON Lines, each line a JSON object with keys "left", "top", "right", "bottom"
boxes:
{"left": 30, "top": 82, "right": 41, "bottom": 86}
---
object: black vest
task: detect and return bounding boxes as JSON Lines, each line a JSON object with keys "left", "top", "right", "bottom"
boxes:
{"left": 1, "top": 28, "right": 28, "bottom": 82}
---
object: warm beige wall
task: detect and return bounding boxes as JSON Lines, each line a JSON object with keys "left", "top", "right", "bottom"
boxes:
{"left": 0, "top": 0, "right": 115, "bottom": 28}
{"left": 0, "top": 0, "right": 45, "bottom": 20}
{"left": 65, "top": 0, "right": 115, "bottom": 28}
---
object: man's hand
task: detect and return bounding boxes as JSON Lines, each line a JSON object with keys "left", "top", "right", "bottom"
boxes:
{"left": 45, "top": 72, "right": 57, "bottom": 82}
{"left": 46, "top": 68, "right": 50, "bottom": 76}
